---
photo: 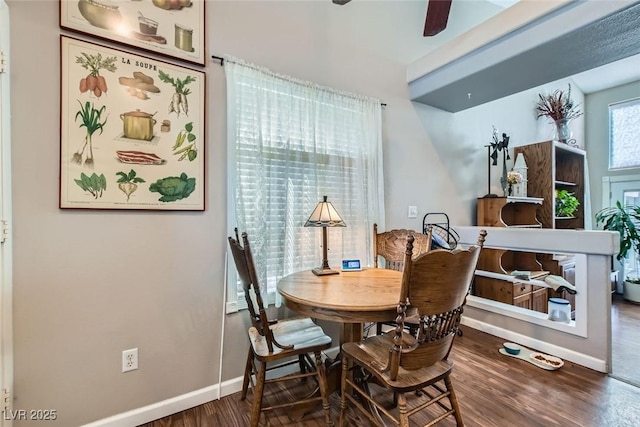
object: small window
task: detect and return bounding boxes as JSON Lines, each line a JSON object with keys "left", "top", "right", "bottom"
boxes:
{"left": 609, "top": 97, "right": 640, "bottom": 170}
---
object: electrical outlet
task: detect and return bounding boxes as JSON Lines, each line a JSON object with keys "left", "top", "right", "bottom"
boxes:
{"left": 122, "top": 348, "right": 138, "bottom": 372}
{"left": 408, "top": 205, "right": 418, "bottom": 218}
{"left": 226, "top": 301, "right": 238, "bottom": 313}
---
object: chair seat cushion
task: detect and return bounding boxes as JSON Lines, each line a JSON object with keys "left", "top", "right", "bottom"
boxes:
{"left": 249, "top": 317, "right": 332, "bottom": 358}
{"left": 342, "top": 332, "right": 453, "bottom": 392}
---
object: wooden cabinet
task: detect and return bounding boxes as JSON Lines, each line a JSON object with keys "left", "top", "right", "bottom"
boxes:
{"left": 477, "top": 196, "right": 543, "bottom": 228}
{"left": 514, "top": 140, "right": 585, "bottom": 319}
{"left": 532, "top": 286, "right": 549, "bottom": 313}
{"left": 474, "top": 197, "right": 549, "bottom": 313}
{"left": 514, "top": 140, "right": 586, "bottom": 230}
{"left": 475, "top": 278, "right": 548, "bottom": 312}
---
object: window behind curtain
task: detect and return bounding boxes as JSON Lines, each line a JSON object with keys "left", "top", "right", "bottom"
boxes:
{"left": 609, "top": 97, "right": 640, "bottom": 170}
{"left": 225, "top": 58, "right": 384, "bottom": 310}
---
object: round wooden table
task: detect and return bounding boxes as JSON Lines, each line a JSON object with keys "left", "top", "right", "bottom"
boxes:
{"left": 278, "top": 268, "right": 403, "bottom": 420}
{"left": 278, "top": 268, "right": 402, "bottom": 344}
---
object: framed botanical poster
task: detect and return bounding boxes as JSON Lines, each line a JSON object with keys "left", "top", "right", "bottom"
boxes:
{"left": 60, "top": 36, "right": 206, "bottom": 210}
{"left": 60, "top": 0, "right": 206, "bottom": 66}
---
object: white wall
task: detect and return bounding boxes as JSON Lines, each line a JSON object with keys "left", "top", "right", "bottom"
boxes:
{"left": 424, "top": 77, "right": 585, "bottom": 226}
{"left": 10, "top": 2, "right": 224, "bottom": 425}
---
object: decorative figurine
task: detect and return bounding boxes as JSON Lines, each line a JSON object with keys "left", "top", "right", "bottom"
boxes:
{"left": 483, "top": 126, "right": 510, "bottom": 198}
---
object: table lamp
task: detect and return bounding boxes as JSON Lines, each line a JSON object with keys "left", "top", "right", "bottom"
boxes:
{"left": 304, "top": 195, "right": 346, "bottom": 276}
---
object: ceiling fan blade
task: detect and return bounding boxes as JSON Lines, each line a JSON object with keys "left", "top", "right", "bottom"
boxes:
{"left": 332, "top": 0, "right": 352, "bottom": 4}
{"left": 424, "top": 0, "right": 452, "bottom": 37}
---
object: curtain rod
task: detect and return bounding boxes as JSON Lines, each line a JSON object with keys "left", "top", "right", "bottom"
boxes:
{"left": 211, "top": 55, "right": 387, "bottom": 107}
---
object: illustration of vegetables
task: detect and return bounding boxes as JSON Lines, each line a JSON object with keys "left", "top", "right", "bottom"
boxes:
{"left": 149, "top": 173, "right": 196, "bottom": 202}
{"left": 74, "top": 172, "right": 107, "bottom": 199}
{"left": 76, "top": 52, "right": 117, "bottom": 98}
{"left": 116, "top": 169, "right": 145, "bottom": 201}
{"left": 71, "top": 101, "right": 107, "bottom": 169}
{"left": 158, "top": 70, "right": 195, "bottom": 117}
{"left": 118, "top": 71, "right": 161, "bottom": 100}
{"left": 116, "top": 150, "right": 167, "bottom": 165}
{"left": 172, "top": 122, "right": 197, "bottom": 161}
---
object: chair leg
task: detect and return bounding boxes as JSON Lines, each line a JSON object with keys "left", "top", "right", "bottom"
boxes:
{"left": 338, "top": 354, "right": 350, "bottom": 427}
{"left": 445, "top": 375, "right": 464, "bottom": 426}
{"left": 376, "top": 322, "right": 383, "bottom": 336}
{"left": 397, "top": 392, "right": 409, "bottom": 427}
{"left": 314, "top": 351, "right": 334, "bottom": 427}
{"left": 250, "top": 360, "right": 267, "bottom": 427}
{"left": 241, "top": 346, "right": 254, "bottom": 400}
{"left": 299, "top": 354, "right": 307, "bottom": 380}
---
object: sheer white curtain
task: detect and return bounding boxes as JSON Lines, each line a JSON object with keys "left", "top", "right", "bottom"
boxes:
{"left": 225, "top": 57, "right": 384, "bottom": 310}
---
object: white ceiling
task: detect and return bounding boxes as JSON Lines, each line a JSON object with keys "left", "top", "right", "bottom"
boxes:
{"left": 328, "top": 0, "right": 640, "bottom": 96}
{"left": 321, "top": 0, "right": 507, "bottom": 64}
{"left": 572, "top": 53, "right": 640, "bottom": 94}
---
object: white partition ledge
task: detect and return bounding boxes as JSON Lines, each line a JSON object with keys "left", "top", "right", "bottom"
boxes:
{"left": 456, "top": 226, "right": 618, "bottom": 373}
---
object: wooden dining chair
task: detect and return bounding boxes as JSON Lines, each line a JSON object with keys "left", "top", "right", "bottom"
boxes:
{"left": 228, "top": 229, "right": 334, "bottom": 427}
{"left": 373, "top": 224, "right": 433, "bottom": 336}
{"left": 339, "top": 230, "right": 487, "bottom": 427}
{"left": 373, "top": 224, "right": 433, "bottom": 271}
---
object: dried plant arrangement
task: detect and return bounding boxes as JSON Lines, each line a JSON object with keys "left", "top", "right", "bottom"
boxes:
{"left": 535, "top": 83, "right": 583, "bottom": 122}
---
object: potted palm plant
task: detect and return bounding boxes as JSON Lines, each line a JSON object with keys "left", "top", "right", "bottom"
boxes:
{"left": 595, "top": 201, "right": 640, "bottom": 303}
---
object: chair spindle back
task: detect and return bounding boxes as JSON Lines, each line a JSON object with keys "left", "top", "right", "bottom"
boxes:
{"left": 228, "top": 229, "right": 276, "bottom": 352}
{"left": 373, "top": 223, "right": 433, "bottom": 271}
{"left": 390, "top": 230, "right": 487, "bottom": 378}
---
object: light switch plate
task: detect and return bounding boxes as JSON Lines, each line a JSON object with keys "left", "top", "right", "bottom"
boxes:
{"left": 408, "top": 205, "right": 418, "bottom": 218}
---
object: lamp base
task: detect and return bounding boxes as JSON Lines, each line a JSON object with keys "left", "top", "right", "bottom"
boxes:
{"left": 311, "top": 267, "right": 340, "bottom": 276}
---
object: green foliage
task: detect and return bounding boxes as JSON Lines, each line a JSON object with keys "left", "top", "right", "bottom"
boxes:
{"left": 116, "top": 169, "right": 145, "bottom": 184}
{"left": 75, "top": 52, "right": 117, "bottom": 76}
{"left": 74, "top": 172, "right": 107, "bottom": 199}
{"left": 595, "top": 201, "right": 640, "bottom": 262}
{"left": 75, "top": 100, "right": 107, "bottom": 138}
{"left": 555, "top": 189, "right": 579, "bottom": 217}
{"left": 149, "top": 173, "right": 196, "bottom": 202}
{"left": 172, "top": 122, "right": 197, "bottom": 161}
{"left": 158, "top": 70, "right": 195, "bottom": 95}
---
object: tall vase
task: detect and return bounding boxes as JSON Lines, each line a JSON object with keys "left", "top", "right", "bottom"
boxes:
{"left": 554, "top": 119, "right": 572, "bottom": 144}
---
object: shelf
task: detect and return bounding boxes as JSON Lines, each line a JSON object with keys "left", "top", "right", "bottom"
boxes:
{"left": 505, "top": 196, "right": 543, "bottom": 204}
{"left": 553, "top": 140, "right": 586, "bottom": 156}
{"left": 477, "top": 197, "right": 542, "bottom": 228}
{"left": 476, "top": 270, "right": 549, "bottom": 287}
{"left": 514, "top": 140, "right": 584, "bottom": 229}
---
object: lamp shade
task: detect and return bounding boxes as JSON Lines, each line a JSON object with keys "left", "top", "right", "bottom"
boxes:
{"left": 304, "top": 196, "right": 345, "bottom": 276}
{"left": 304, "top": 196, "right": 346, "bottom": 228}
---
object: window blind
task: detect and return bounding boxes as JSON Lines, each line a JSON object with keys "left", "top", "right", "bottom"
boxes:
{"left": 610, "top": 97, "right": 640, "bottom": 170}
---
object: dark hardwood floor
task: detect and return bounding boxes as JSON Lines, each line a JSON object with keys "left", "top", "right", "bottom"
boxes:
{"left": 611, "top": 293, "right": 640, "bottom": 387}
{"left": 140, "top": 324, "right": 640, "bottom": 427}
